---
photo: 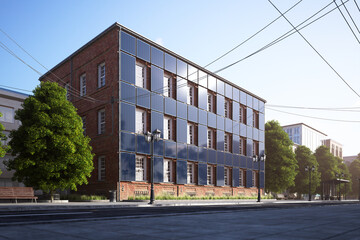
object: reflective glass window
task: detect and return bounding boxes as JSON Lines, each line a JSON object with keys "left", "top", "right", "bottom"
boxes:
{"left": 208, "top": 75, "right": 216, "bottom": 92}
{"left": 246, "top": 139, "right": 253, "bottom": 157}
{"left": 253, "top": 98, "right": 259, "bottom": 111}
{"left": 176, "top": 118, "right": 187, "bottom": 143}
{"left": 121, "top": 82, "right": 135, "bottom": 104}
{"left": 259, "top": 113, "right": 265, "bottom": 131}
{"left": 225, "top": 84, "right": 232, "bottom": 99}
{"left": 259, "top": 101, "right": 265, "bottom": 113}
{"left": 121, "top": 103, "right": 135, "bottom": 132}
{"left": 151, "top": 93, "right": 163, "bottom": 112}
{"left": 240, "top": 156, "right": 247, "bottom": 168}
{"left": 188, "top": 145, "right": 198, "bottom": 161}
{"left": 151, "top": 46, "right": 164, "bottom": 67}
{"left": 233, "top": 155, "right": 240, "bottom": 167}
{"left": 198, "top": 86, "right": 207, "bottom": 110}
{"left": 216, "top": 165, "right": 224, "bottom": 186}
{"left": 247, "top": 94, "right": 253, "bottom": 108}
{"left": 233, "top": 88, "right": 240, "bottom": 102}
{"left": 217, "top": 115, "right": 225, "bottom": 131}
{"left": 198, "top": 109, "right": 207, "bottom": 125}
{"left": 165, "top": 53, "right": 176, "bottom": 74}
{"left": 154, "top": 140, "right": 164, "bottom": 156}
{"left": 177, "top": 143, "right": 187, "bottom": 160}
{"left": 198, "top": 124, "right": 207, "bottom": 148}
{"left": 225, "top": 153, "right": 232, "bottom": 166}
{"left": 247, "top": 126, "right": 253, "bottom": 139}
{"left": 121, "top": 152, "right": 135, "bottom": 181}
{"left": 217, "top": 94, "right": 225, "bottom": 117}
{"left": 188, "top": 105, "right": 198, "bottom": 123}
{"left": 233, "top": 120, "right": 240, "bottom": 135}
{"left": 188, "top": 65, "right": 198, "bottom": 83}
{"left": 121, "top": 31, "right": 136, "bottom": 55}
{"left": 208, "top": 112, "right": 216, "bottom": 128}
{"left": 232, "top": 168, "right": 240, "bottom": 187}
{"left": 217, "top": 152, "right": 224, "bottom": 165}
{"left": 151, "top": 111, "right": 163, "bottom": 138}
{"left": 247, "top": 108, "right": 253, "bottom": 127}
{"left": 121, "top": 52, "right": 135, "bottom": 84}
{"left": 233, "top": 102, "right": 239, "bottom": 122}
{"left": 198, "top": 163, "right": 207, "bottom": 185}
{"left": 208, "top": 149, "right": 216, "bottom": 164}
{"left": 240, "top": 91, "right": 246, "bottom": 105}
{"left": 154, "top": 157, "right": 163, "bottom": 183}
{"left": 137, "top": 135, "right": 150, "bottom": 154}
{"left": 177, "top": 101, "right": 187, "bottom": 120}
{"left": 198, "top": 147, "right": 207, "bottom": 162}
{"left": 164, "top": 97, "right": 176, "bottom": 116}
{"left": 225, "top": 118, "right": 232, "bottom": 133}
{"left": 198, "top": 70, "right": 207, "bottom": 88}
{"left": 240, "top": 123, "right": 247, "bottom": 137}
{"left": 137, "top": 88, "right": 150, "bottom": 109}
{"left": 253, "top": 128, "right": 259, "bottom": 141}
{"left": 151, "top": 65, "right": 163, "bottom": 94}
{"left": 137, "top": 39, "right": 150, "bottom": 62}
{"left": 164, "top": 140, "right": 176, "bottom": 158}
{"left": 217, "top": 79, "right": 224, "bottom": 95}
{"left": 176, "top": 160, "right": 187, "bottom": 184}
{"left": 233, "top": 135, "right": 240, "bottom": 154}
{"left": 121, "top": 132, "right": 136, "bottom": 152}
{"left": 176, "top": 77, "right": 187, "bottom": 103}
{"left": 177, "top": 59, "right": 187, "bottom": 78}
{"left": 217, "top": 130, "right": 224, "bottom": 151}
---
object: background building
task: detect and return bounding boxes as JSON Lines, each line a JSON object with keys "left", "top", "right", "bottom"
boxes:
{"left": 40, "top": 23, "right": 266, "bottom": 200}
{"left": 321, "top": 139, "right": 343, "bottom": 159}
{"left": 0, "top": 87, "right": 28, "bottom": 187}
{"left": 344, "top": 155, "right": 357, "bottom": 167}
{"left": 282, "top": 123, "right": 327, "bottom": 153}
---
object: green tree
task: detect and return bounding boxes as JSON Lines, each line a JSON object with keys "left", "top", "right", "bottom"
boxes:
{"left": 314, "top": 146, "right": 338, "bottom": 192}
{"left": 0, "top": 112, "right": 10, "bottom": 175}
{"left": 265, "top": 120, "right": 297, "bottom": 193}
{"left": 291, "top": 145, "right": 321, "bottom": 195}
{"left": 5, "top": 82, "right": 94, "bottom": 198}
{"left": 335, "top": 157, "right": 352, "bottom": 196}
{"left": 349, "top": 155, "right": 360, "bottom": 198}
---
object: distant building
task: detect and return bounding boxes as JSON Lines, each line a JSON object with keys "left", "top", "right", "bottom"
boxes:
{"left": 321, "top": 139, "right": 343, "bottom": 159}
{"left": 282, "top": 123, "right": 327, "bottom": 153}
{"left": 344, "top": 155, "right": 357, "bottom": 166}
{"left": 0, "top": 87, "right": 28, "bottom": 187}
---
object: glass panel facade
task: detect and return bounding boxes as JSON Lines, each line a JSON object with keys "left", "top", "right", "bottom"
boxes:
{"left": 151, "top": 65, "right": 164, "bottom": 94}
{"left": 188, "top": 105, "right": 198, "bottom": 123}
{"left": 177, "top": 143, "right": 187, "bottom": 160}
{"left": 198, "top": 86, "right": 207, "bottom": 110}
{"left": 176, "top": 118, "right": 187, "bottom": 143}
{"left": 208, "top": 112, "right": 216, "bottom": 128}
{"left": 121, "top": 82, "right": 135, "bottom": 104}
{"left": 217, "top": 115, "right": 224, "bottom": 131}
{"left": 121, "top": 103, "right": 135, "bottom": 132}
{"left": 217, "top": 79, "right": 224, "bottom": 95}
{"left": 165, "top": 53, "right": 176, "bottom": 74}
{"left": 233, "top": 88, "right": 239, "bottom": 102}
{"left": 121, "top": 52, "right": 135, "bottom": 84}
{"left": 154, "top": 157, "right": 163, "bottom": 183}
{"left": 188, "top": 145, "right": 198, "bottom": 161}
{"left": 198, "top": 163, "right": 207, "bottom": 185}
{"left": 225, "top": 84, "right": 232, "bottom": 99}
{"left": 216, "top": 165, "right": 224, "bottom": 186}
{"left": 188, "top": 65, "right": 198, "bottom": 84}
{"left": 176, "top": 77, "right": 187, "bottom": 103}
{"left": 151, "top": 46, "right": 164, "bottom": 67}
{"left": 208, "top": 149, "right": 216, "bottom": 164}
{"left": 151, "top": 93, "right": 163, "bottom": 112}
{"left": 217, "top": 130, "right": 224, "bottom": 151}
{"left": 177, "top": 101, "right": 187, "bottom": 120}
{"left": 137, "top": 135, "right": 150, "bottom": 154}
{"left": 137, "top": 39, "right": 150, "bottom": 62}
{"left": 240, "top": 91, "right": 246, "bottom": 105}
{"left": 217, "top": 152, "right": 224, "bottom": 165}
{"left": 164, "top": 140, "right": 176, "bottom": 158}
{"left": 151, "top": 111, "right": 163, "bottom": 137}
{"left": 198, "top": 70, "right": 207, "bottom": 88}
{"left": 121, "top": 152, "right": 136, "bottom": 181}
{"left": 137, "top": 88, "right": 150, "bottom": 109}
{"left": 121, "top": 31, "right": 136, "bottom": 55}
{"left": 164, "top": 97, "right": 176, "bottom": 116}
{"left": 217, "top": 94, "right": 225, "bottom": 117}
{"left": 177, "top": 59, "right": 187, "bottom": 78}
{"left": 176, "top": 160, "right": 187, "bottom": 184}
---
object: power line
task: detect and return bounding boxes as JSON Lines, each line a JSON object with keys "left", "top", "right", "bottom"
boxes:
{"left": 268, "top": 0, "right": 360, "bottom": 99}
{"left": 266, "top": 104, "right": 360, "bottom": 112}
{"left": 0, "top": 84, "right": 33, "bottom": 93}
{"left": 203, "top": 0, "right": 302, "bottom": 69}
{"left": 354, "top": 0, "right": 360, "bottom": 12}
{"left": 267, "top": 107, "right": 360, "bottom": 122}
{"left": 341, "top": 0, "right": 360, "bottom": 33}
{"left": 333, "top": 0, "right": 360, "bottom": 44}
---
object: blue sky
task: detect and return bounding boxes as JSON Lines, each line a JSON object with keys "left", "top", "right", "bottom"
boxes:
{"left": 1, "top": 0, "right": 359, "bottom": 156}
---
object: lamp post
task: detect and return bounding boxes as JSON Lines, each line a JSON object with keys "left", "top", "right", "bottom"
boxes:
{"left": 252, "top": 154, "right": 266, "bottom": 202}
{"left": 305, "top": 166, "right": 315, "bottom": 201}
{"left": 335, "top": 173, "right": 344, "bottom": 201}
{"left": 145, "top": 129, "right": 161, "bottom": 205}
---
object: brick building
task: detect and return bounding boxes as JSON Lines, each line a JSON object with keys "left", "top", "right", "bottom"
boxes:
{"left": 40, "top": 23, "right": 266, "bottom": 201}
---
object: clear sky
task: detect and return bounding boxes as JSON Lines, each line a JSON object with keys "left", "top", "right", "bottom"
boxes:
{"left": 0, "top": 0, "right": 359, "bottom": 156}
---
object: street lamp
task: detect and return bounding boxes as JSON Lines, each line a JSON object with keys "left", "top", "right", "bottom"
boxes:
{"left": 305, "top": 166, "right": 315, "bottom": 201}
{"left": 145, "top": 129, "right": 161, "bottom": 204}
{"left": 335, "top": 172, "right": 344, "bottom": 201}
{"left": 252, "top": 154, "right": 266, "bottom": 202}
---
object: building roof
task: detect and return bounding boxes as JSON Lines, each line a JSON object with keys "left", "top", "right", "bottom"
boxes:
{"left": 0, "top": 87, "right": 29, "bottom": 101}
{"left": 281, "top": 123, "right": 327, "bottom": 136}
{"left": 39, "top": 22, "right": 266, "bottom": 103}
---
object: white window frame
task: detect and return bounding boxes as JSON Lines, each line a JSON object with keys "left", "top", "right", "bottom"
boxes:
{"left": 98, "top": 62, "right": 106, "bottom": 88}
{"left": 135, "top": 155, "right": 147, "bottom": 181}
{"left": 224, "top": 99, "right": 231, "bottom": 118}
{"left": 163, "top": 116, "right": 173, "bottom": 140}
{"left": 239, "top": 169, "right": 244, "bottom": 186}
{"left": 98, "top": 156, "right": 106, "bottom": 181}
{"left": 224, "top": 167, "right": 230, "bottom": 186}
{"left": 98, "top": 109, "right": 105, "bottom": 134}
{"left": 207, "top": 165, "right": 214, "bottom": 185}
{"left": 163, "top": 75, "right": 173, "bottom": 98}
{"left": 80, "top": 73, "right": 86, "bottom": 96}
{"left": 187, "top": 162, "right": 195, "bottom": 184}
{"left": 136, "top": 109, "right": 147, "bottom": 134}
{"left": 136, "top": 63, "right": 146, "bottom": 88}
{"left": 163, "top": 159, "right": 173, "bottom": 183}
{"left": 207, "top": 128, "right": 214, "bottom": 149}
{"left": 187, "top": 84, "right": 194, "bottom": 105}
{"left": 187, "top": 123, "right": 195, "bottom": 145}
{"left": 207, "top": 92, "right": 214, "bottom": 112}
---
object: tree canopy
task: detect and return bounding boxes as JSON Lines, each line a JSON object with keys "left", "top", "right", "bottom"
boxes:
{"left": 0, "top": 112, "right": 9, "bottom": 175}
{"left": 6, "top": 81, "right": 94, "bottom": 194}
{"left": 265, "top": 120, "right": 297, "bottom": 193}
{"left": 291, "top": 145, "right": 321, "bottom": 195}
{"left": 349, "top": 156, "right": 360, "bottom": 198}
{"left": 314, "top": 146, "right": 338, "bottom": 184}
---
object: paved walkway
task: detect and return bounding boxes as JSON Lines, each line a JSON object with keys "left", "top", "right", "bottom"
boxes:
{"left": 0, "top": 200, "right": 359, "bottom": 239}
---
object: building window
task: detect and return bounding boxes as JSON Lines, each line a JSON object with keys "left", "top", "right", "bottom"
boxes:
{"left": 163, "top": 116, "right": 174, "bottom": 141}
{"left": 240, "top": 137, "right": 247, "bottom": 155}
{"left": 187, "top": 123, "right": 195, "bottom": 145}
{"left": 164, "top": 75, "right": 174, "bottom": 98}
{"left": 187, "top": 84, "right": 195, "bottom": 106}
{"left": 224, "top": 133, "right": 232, "bottom": 152}
{"left": 224, "top": 99, "right": 231, "bottom": 119}
{"left": 98, "top": 156, "right": 105, "bottom": 181}
{"left": 207, "top": 165, "right": 214, "bottom": 185}
{"left": 65, "top": 83, "right": 70, "bottom": 101}
{"left": 98, "top": 109, "right": 105, "bottom": 134}
{"left": 136, "top": 63, "right": 146, "bottom": 88}
{"left": 207, "top": 92, "right": 215, "bottom": 113}
{"left": 0, "top": 106, "right": 14, "bottom": 123}
{"left": 239, "top": 169, "right": 244, "bottom": 186}
{"left": 164, "top": 159, "right": 173, "bottom": 183}
{"left": 187, "top": 162, "right": 195, "bottom": 184}
{"left": 136, "top": 155, "right": 147, "bottom": 181}
{"left": 98, "top": 62, "right": 105, "bottom": 88}
{"left": 207, "top": 128, "right": 215, "bottom": 149}
{"left": 253, "top": 141, "right": 259, "bottom": 156}
{"left": 240, "top": 105, "right": 246, "bottom": 124}
{"left": 224, "top": 167, "right": 230, "bottom": 186}
{"left": 253, "top": 111, "right": 259, "bottom": 129}
{"left": 80, "top": 74, "right": 86, "bottom": 96}
{"left": 136, "top": 108, "right": 147, "bottom": 134}
{"left": 252, "top": 171, "right": 257, "bottom": 187}
{"left": 82, "top": 116, "right": 86, "bottom": 135}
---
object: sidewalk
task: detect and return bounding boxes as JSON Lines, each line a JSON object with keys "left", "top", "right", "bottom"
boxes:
{"left": 0, "top": 199, "right": 358, "bottom": 211}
